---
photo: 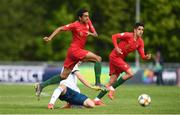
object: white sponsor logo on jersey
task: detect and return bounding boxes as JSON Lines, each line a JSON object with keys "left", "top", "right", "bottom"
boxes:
{"left": 66, "top": 24, "right": 69, "bottom": 27}
{"left": 120, "top": 33, "right": 125, "bottom": 36}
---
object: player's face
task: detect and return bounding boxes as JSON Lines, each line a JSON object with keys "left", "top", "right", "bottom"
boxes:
{"left": 134, "top": 26, "right": 144, "bottom": 37}
{"left": 79, "top": 12, "right": 89, "bottom": 24}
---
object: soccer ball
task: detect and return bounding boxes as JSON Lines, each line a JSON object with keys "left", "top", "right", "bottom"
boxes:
{"left": 138, "top": 94, "right": 151, "bottom": 107}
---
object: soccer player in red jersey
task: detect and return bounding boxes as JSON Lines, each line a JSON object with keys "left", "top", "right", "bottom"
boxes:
{"left": 35, "top": 9, "right": 102, "bottom": 99}
{"left": 94, "top": 22, "right": 151, "bottom": 105}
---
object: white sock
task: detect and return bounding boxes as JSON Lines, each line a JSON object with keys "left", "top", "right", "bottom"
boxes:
{"left": 94, "top": 97, "right": 100, "bottom": 101}
{"left": 109, "top": 86, "right": 115, "bottom": 91}
{"left": 49, "top": 87, "right": 63, "bottom": 105}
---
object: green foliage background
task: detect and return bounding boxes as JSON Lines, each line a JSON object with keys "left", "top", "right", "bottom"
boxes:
{"left": 0, "top": 0, "right": 180, "bottom": 62}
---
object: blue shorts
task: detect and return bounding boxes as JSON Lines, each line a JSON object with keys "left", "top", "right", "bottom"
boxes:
{"left": 59, "top": 87, "right": 88, "bottom": 105}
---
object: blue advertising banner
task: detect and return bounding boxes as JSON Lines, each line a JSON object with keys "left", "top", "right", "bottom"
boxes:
{"left": 0, "top": 64, "right": 178, "bottom": 85}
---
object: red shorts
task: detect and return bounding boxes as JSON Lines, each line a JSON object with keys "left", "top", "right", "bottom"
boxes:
{"left": 109, "top": 56, "right": 130, "bottom": 77}
{"left": 64, "top": 47, "right": 89, "bottom": 69}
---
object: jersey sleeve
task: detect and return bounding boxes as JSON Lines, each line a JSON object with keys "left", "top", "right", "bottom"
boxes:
{"left": 137, "top": 39, "right": 146, "bottom": 59}
{"left": 62, "top": 23, "right": 75, "bottom": 31}
{"left": 112, "top": 32, "right": 128, "bottom": 48}
{"left": 88, "top": 19, "right": 96, "bottom": 33}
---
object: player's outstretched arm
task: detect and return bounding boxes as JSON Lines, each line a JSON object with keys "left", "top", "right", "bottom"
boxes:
{"left": 43, "top": 26, "right": 64, "bottom": 42}
{"left": 75, "top": 71, "right": 101, "bottom": 91}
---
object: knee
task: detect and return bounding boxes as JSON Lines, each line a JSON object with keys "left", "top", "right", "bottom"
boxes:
{"left": 84, "top": 99, "right": 95, "bottom": 108}
{"left": 88, "top": 101, "right": 95, "bottom": 108}
{"left": 58, "top": 85, "right": 66, "bottom": 93}
{"left": 128, "top": 72, "right": 134, "bottom": 78}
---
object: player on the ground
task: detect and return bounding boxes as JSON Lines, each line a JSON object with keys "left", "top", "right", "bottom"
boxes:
{"left": 47, "top": 62, "right": 102, "bottom": 109}
{"left": 35, "top": 9, "right": 103, "bottom": 98}
{"left": 94, "top": 22, "right": 151, "bottom": 105}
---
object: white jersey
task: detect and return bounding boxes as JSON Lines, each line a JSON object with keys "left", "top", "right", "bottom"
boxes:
{"left": 60, "top": 64, "right": 80, "bottom": 93}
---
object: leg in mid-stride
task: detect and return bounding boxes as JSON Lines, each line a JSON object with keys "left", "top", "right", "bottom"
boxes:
{"left": 35, "top": 8, "right": 105, "bottom": 100}
{"left": 94, "top": 58, "right": 134, "bottom": 105}
{"left": 48, "top": 86, "right": 95, "bottom": 109}
{"left": 82, "top": 51, "right": 102, "bottom": 86}
{"left": 94, "top": 22, "right": 152, "bottom": 105}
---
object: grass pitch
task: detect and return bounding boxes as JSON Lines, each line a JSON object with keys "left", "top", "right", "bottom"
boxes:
{"left": 0, "top": 84, "right": 180, "bottom": 114}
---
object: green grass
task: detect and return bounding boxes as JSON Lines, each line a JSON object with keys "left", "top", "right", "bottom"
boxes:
{"left": 0, "top": 84, "right": 180, "bottom": 114}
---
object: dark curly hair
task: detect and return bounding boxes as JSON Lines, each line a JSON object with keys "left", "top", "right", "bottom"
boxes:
{"left": 134, "top": 22, "right": 144, "bottom": 29}
{"left": 77, "top": 9, "right": 88, "bottom": 18}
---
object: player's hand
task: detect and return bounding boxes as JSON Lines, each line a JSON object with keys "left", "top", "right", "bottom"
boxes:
{"left": 90, "top": 86, "right": 101, "bottom": 91}
{"left": 115, "top": 47, "right": 123, "bottom": 54}
{"left": 145, "top": 54, "right": 151, "bottom": 60}
{"left": 87, "top": 31, "right": 91, "bottom": 36}
{"left": 43, "top": 36, "right": 51, "bottom": 42}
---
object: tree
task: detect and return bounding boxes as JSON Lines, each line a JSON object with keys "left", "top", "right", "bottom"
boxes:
{"left": 0, "top": 0, "right": 46, "bottom": 60}
{"left": 141, "top": 0, "right": 180, "bottom": 62}
{"left": 0, "top": 0, "right": 180, "bottom": 62}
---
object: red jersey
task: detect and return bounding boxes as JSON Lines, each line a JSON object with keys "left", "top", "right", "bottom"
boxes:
{"left": 62, "top": 19, "right": 95, "bottom": 49}
{"left": 110, "top": 32, "right": 146, "bottom": 59}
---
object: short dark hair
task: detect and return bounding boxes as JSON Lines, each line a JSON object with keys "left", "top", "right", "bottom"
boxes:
{"left": 77, "top": 9, "right": 88, "bottom": 18}
{"left": 134, "top": 22, "right": 144, "bottom": 29}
